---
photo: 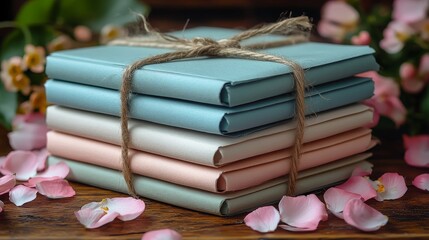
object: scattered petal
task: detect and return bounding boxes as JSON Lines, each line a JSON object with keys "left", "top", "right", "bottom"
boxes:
{"left": 36, "top": 179, "right": 75, "bottom": 199}
{"left": 323, "top": 187, "right": 362, "bottom": 219}
{"left": 0, "top": 174, "right": 16, "bottom": 195}
{"left": 403, "top": 135, "right": 429, "bottom": 167}
{"left": 75, "top": 197, "right": 145, "bottom": 229}
{"left": 336, "top": 176, "right": 377, "bottom": 201}
{"left": 25, "top": 176, "right": 61, "bottom": 188}
{"left": 279, "top": 194, "right": 328, "bottom": 231}
{"left": 351, "top": 163, "right": 373, "bottom": 177}
{"left": 1, "top": 151, "right": 38, "bottom": 180}
{"left": 141, "top": 229, "right": 182, "bottom": 240}
{"left": 343, "top": 199, "right": 388, "bottom": 231}
{"left": 244, "top": 206, "right": 280, "bottom": 233}
{"left": 9, "top": 185, "right": 38, "bottom": 206}
{"left": 373, "top": 173, "right": 407, "bottom": 201}
{"left": 34, "top": 148, "right": 49, "bottom": 171}
{"left": 36, "top": 161, "right": 69, "bottom": 178}
{"left": 75, "top": 207, "right": 119, "bottom": 229}
{"left": 412, "top": 173, "right": 429, "bottom": 191}
{"left": 104, "top": 197, "right": 145, "bottom": 221}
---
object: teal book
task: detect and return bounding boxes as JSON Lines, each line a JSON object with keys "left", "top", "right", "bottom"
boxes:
{"left": 49, "top": 154, "right": 372, "bottom": 216}
{"left": 45, "top": 27, "right": 378, "bottom": 107}
{"left": 45, "top": 77, "right": 374, "bottom": 135}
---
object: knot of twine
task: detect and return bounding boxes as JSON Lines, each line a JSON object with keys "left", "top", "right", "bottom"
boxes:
{"left": 109, "top": 16, "right": 312, "bottom": 198}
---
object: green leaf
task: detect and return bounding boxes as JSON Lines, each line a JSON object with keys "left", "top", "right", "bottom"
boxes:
{"left": 58, "top": 0, "right": 148, "bottom": 31}
{"left": 421, "top": 87, "right": 429, "bottom": 121}
{"left": 0, "top": 84, "right": 17, "bottom": 130}
{"left": 16, "top": 0, "right": 57, "bottom": 26}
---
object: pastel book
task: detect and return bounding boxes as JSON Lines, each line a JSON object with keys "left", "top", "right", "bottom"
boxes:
{"left": 45, "top": 27, "right": 378, "bottom": 107}
{"left": 46, "top": 104, "right": 373, "bottom": 166}
{"left": 47, "top": 128, "right": 374, "bottom": 193}
{"left": 49, "top": 154, "right": 373, "bottom": 216}
{"left": 45, "top": 76, "right": 373, "bottom": 135}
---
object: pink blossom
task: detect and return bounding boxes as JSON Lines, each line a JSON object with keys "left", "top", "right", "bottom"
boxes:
{"left": 361, "top": 71, "right": 407, "bottom": 127}
{"left": 278, "top": 194, "right": 328, "bottom": 231}
{"left": 23, "top": 44, "right": 45, "bottom": 73}
{"left": 403, "top": 135, "right": 429, "bottom": 167}
{"left": 317, "top": 0, "right": 359, "bottom": 42}
{"left": 141, "top": 229, "right": 182, "bottom": 240}
{"left": 351, "top": 31, "right": 371, "bottom": 45}
{"left": 343, "top": 198, "right": 388, "bottom": 231}
{"left": 400, "top": 54, "right": 429, "bottom": 93}
{"left": 8, "top": 113, "right": 48, "bottom": 151}
{"left": 74, "top": 25, "right": 92, "bottom": 42}
{"left": 412, "top": 173, "right": 429, "bottom": 191}
{"left": 9, "top": 185, "right": 38, "bottom": 206}
{"left": 393, "top": 0, "right": 429, "bottom": 23}
{"left": 371, "top": 173, "right": 408, "bottom": 201}
{"left": 244, "top": 206, "right": 280, "bottom": 233}
{"left": 336, "top": 176, "right": 377, "bottom": 201}
{"left": 380, "top": 21, "right": 415, "bottom": 54}
{"left": 75, "top": 197, "right": 145, "bottom": 229}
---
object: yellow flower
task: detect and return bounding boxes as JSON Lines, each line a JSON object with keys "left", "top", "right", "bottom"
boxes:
{"left": 47, "top": 35, "right": 73, "bottom": 53}
{"left": 1, "top": 57, "right": 29, "bottom": 93}
{"left": 100, "top": 25, "right": 127, "bottom": 44}
{"left": 23, "top": 44, "right": 46, "bottom": 73}
{"left": 29, "top": 86, "right": 47, "bottom": 114}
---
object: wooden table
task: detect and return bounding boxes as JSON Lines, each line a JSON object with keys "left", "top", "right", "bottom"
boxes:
{"left": 1, "top": 132, "right": 429, "bottom": 239}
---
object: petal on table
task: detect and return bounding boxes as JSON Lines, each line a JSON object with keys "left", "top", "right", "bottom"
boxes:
{"left": 9, "top": 185, "right": 38, "bottom": 206}
{"left": 323, "top": 187, "right": 362, "bottom": 219}
{"left": 374, "top": 173, "right": 407, "bottom": 201}
{"left": 336, "top": 176, "right": 377, "bottom": 201}
{"left": 75, "top": 207, "right": 119, "bottom": 229}
{"left": 36, "top": 161, "right": 69, "bottom": 178}
{"left": 351, "top": 163, "right": 373, "bottom": 177}
{"left": 343, "top": 198, "right": 388, "bottom": 231}
{"left": 36, "top": 179, "right": 75, "bottom": 199}
{"left": 141, "top": 229, "right": 182, "bottom": 240}
{"left": 34, "top": 148, "right": 49, "bottom": 171}
{"left": 244, "top": 206, "right": 280, "bottom": 233}
{"left": 1, "top": 151, "right": 38, "bottom": 180}
{"left": 0, "top": 174, "right": 16, "bottom": 195}
{"left": 105, "top": 197, "right": 145, "bottom": 221}
{"left": 25, "top": 176, "right": 61, "bottom": 188}
{"left": 278, "top": 194, "right": 328, "bottom": 231}
{"left": 412, "top": 173, "right": 429, "bottom": 191}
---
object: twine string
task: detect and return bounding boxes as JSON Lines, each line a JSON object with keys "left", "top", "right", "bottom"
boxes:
{"left": 111, "top": 16, "right": 312, "bottom": 198}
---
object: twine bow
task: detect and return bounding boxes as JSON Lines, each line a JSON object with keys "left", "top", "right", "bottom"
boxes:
{"left": 109, "top": 16, "right": 312, "bottom": 198}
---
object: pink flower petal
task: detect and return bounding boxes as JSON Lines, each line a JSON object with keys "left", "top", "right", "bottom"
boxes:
{"left": 34, "top": 148, "right": 49, "bottom": 171}
{"left": 323, "top": 187, "right": 362, "bottom": 219}
{"left": 351, "top": 31, "right": 371, "bottom": 45}
{"left": 75, "top": 207, "right": 119, "bottom": 229}
{"left": 403, "top": 135, "right": 429, "bottom": 167}
{"left": 0, "top": 174, "right": 16, "bottom": 195}
{"left": 25, "top": 176, "right": 61, "bottom": 188}
{"left": 336, "top": 176, "right": 377, "bottom": 201}
{"left": 36, "top": 179, "right": 75, "bottom": 199}
{"left": 393, "top": 0, "right": 429, "bottom": 23}
{"left": 374, "top": 173, "right": 407, "bottom": 201}
{"left": 351, "top": 163, "right": 373, "bottom": 177}
{"left": 400, "top": 63, "right": 424, "bottom": 94}
{"left": 321, "top": 0, "right": 359, "bottom": 25}
{"left": 0, "top": 200, "right": 4, "bottom": 213}
{"left": 9, "top": 185, "right": 38, "bottom": 206}
{"left": 1, "top": 151, "right": 38, "bottom": 180}
{"left": 244, "top": 206, "right": 280, "bottom": 233}
{"left": 141, "top": 229, "right": 182, "bottom": 240}
{"left": 36, "top": 161, "right": 69, "bottom": 178}
{"left": 8, "top": 113, "right": 48, "bottom": 151}
{"left": 412, "top": 173, "right": 429, "bottom": 191}
{"left": 279, "top": 194, "right": 328, "bottom": 231}
{"left": 104, "top": 197, "right": 145, "bottom": 221}
{"left": 278, "top": 224, "right": 317, "bottom": 232}
{"left": 343, "top": 199, "right": 388, "bottom": 231}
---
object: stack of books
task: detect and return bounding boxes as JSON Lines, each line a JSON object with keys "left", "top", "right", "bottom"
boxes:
{"left": 45, "top": 27, "right": 379, "bottom": 216}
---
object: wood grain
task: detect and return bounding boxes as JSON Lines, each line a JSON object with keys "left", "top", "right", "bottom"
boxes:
{"left": 0, "top": 132, "right": 428, "bottom": 239}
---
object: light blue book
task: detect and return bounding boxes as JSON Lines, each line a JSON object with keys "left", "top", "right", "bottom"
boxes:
{"left": 45, "top": 77, "right": 374, "bottom": 135}
{"left": 46, "top": 27, "right": 378, "bottom": 107}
